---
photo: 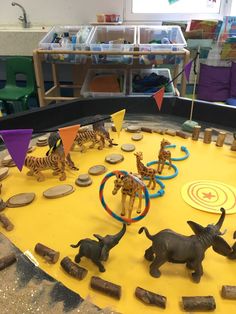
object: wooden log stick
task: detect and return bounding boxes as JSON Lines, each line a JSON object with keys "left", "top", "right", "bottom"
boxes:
{"left": 135, "top": 286, "right": 166, "bottom": 309}
{"left": 34, "top": 243, "right": 60, "bottom": 264}
{"left": 0, "top": 253, "right": 17, "bottom": 271}
{"left": 182, "top": 296, "right": 216, "bottom": 311}
{"left": 60, "top": 257, "right": 88, "bottom": 280}
{"left": 166, "top": 129, "right": 176, "bottom": 136}
{"left": 90, "top": 276, "right": 121, "bottom": 300}
{"left": 221, "top": 285, "right": 236, "bottom": 300}
{"left": 176, "top": 131, "right": 189, "bottom": 139}
{"left": 154, "top": 128, "right": 167, "bottom": 135}
{"left": 140, "top": 127, "right": 153, "bottom": 133}
{"left": 0, "top": 213, "right": 14, "bottom": 231}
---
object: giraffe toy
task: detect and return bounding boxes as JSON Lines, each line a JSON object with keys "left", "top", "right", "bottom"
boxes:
{"left": 157, "top": 139, "right": 172, "bottom": 174}
{"left": 134, "top": 151, "right": 157, "bottom": 190}
{"left": 112, "top": 173, "right": 143, "bottom": 221}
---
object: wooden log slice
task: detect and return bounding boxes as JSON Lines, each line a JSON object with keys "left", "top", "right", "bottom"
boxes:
{"left": 131, "top": 134, "right": 143, "bottom": 141}
{"left": 88, "top": 165, "right": 107, "bottom": 176}
{"left": 27, "top": 145, "right": 36, "bottom": 153}
{"left": 105, "top": 154, "right": 124, "bottom": 164}
{"left": 43, "top": 184, "right": 75, "bottom": 199}
{"left": 126, "top": 125, "right": 141, "bottom": 133}
{"left": 121, "top": 144, "right": 136, "bottom": 152}
{"left": 75, "top": 174, "right": 93, "bottom": 187}
{"left": 6, "top": 193, "right": 35, "bottom": 208}
{"left": 0, "top": 167, "right": 9, "bottom": 180}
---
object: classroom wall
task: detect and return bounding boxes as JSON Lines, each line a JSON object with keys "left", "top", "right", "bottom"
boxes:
{"left": 0, "top": 0, "right": 124, "bottom": 26}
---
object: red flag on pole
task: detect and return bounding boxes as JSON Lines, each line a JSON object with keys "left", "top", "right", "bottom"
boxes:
{"left": 153, "top": 87, "right": 165, "bottom": 111}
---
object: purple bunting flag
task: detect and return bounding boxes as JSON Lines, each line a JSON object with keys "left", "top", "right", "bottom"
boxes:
{"left": 184, "top": 60, "right": 193, "bottom": 82}
{"left": 0, "top": 129, "right": 33, "bottom": 171}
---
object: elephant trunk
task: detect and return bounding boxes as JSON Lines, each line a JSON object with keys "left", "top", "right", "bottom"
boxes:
{"left": 110, "top": 223, "right": 126, "bottom": 246}
{"left": 215, "top": 208, "right": 225, "bottom": 230}
{"left": 138, "top": 227, "right": 154, "bottom": 240}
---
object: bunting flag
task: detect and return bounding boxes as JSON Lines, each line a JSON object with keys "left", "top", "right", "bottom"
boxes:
{"left": 153, "top": 87, "right": 165, "bottom": 111}
{"left": 58, "top": 124, "right": 80, "bottom": 157}
{"left": 110, "top": 109, "right": 126, "bottom": 137}
{"left": 0, "top": 129, "right": 33, "bottom": 171}
{"left": 184, "top": 60, "right": 193, "bottom": 82}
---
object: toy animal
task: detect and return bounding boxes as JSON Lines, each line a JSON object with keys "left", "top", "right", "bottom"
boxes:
{"left": 134, "top": 151, "right": 157, "bottom": 189}
{"left": 139, "top": 208, "right": 231, "bottom": 283}
{"left": 157, "top": 139, "right": 172, "bottom": 174}
{"left": 74, "top": 129, "right": 114, "bottom": 152}
{"left": 48, "top": 132, "right": 79, "bottom": 170}
{"left": 112, "top": 173, "right": 143, "bottom": 220}
{"left": 24, "top": 139, "right": 66, "bottom": 182}
{"left": 71, "top": 224, "right": 126, "bottom": 272}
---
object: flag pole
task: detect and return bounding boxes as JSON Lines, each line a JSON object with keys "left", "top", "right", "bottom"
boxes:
{"left": 182, "top": 48, "right": 200, "bottom": 132}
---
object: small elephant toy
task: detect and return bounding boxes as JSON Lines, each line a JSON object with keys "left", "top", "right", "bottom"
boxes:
{"left": 139, "top": 208, "right": 231, "bottom": 283}
{"left": 71, "top": 224, "right": 126, "bottom": 272}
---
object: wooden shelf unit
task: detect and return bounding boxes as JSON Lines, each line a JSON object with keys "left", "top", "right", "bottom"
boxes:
{"left": 33, "top": 48, "right": 190, "bottom": 107}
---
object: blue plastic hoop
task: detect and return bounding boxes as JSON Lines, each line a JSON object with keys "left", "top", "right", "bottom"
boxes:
{"left": 142, "top": 176, "right": 165, "bottom": 198}
{"left": 99, "top": 170, "right": 150, "bottom": 224}
{"left": 165, "top": 144, "right": 190, "bottom": 161}
{"left": 146, "top": 160, "right": 178, "bottom": 180}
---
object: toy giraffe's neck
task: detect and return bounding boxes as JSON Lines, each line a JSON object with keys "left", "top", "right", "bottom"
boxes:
{"left": 136, "top": 156, "right": 144, "bottom": 172}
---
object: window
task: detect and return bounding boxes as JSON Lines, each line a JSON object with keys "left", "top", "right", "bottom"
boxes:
{"left": 125, "top": 0, "right": 231, "bottom": 21}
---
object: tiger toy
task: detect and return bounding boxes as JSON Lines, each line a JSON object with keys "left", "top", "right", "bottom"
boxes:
{"left": 48, "top": 132, "right": 79, "bottom": 170}
{"left": 24, "top": 139, "right": 66, "bottom": 182}
{"left": 74, "top": 129, "right": 114, "bottom": 152}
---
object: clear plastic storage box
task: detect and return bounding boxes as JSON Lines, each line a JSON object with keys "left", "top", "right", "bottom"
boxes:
{"left": 38, "top": 25, "right": 94, "bottom": 63}
{"left": 80, "top": 69, "right": 127, "bottom": 98}
{"left": 138, "top": 26, "right": 187, "bottom": 65}
{"left": 88, "top": 25, "right": 136, "bottom": 64}
{"left": 138, "top": 25, "right": 187, "bottom": 50}
{"left": 129, "top": 68, "right": 175, "bottom": 96}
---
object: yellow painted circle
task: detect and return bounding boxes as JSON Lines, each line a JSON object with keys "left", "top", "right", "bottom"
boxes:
{"left": 182, "top": 180, "right": 236, "bottom": 214}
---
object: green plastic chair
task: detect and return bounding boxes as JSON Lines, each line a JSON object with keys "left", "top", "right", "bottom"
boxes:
{"left": 0, "top": 57, "right": 37, "bottom": 112}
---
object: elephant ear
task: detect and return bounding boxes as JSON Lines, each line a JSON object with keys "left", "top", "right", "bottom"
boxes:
{"left": 212, "top": 236, "right": 232, "bottom": 256}
{"left": 187, "top": 221, "right": 205, "bottom": 235}
{"left": 93, "top": 234, "right": 103, "bottom": 241}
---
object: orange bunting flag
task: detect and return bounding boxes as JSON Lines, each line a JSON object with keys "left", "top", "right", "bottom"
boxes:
{"left": 59, "top": 124, "right": 80, "bottom": 157}
{"left": 153, "top": 87, "right": 165, "bottom": 111}
{"left": 110, "top": 109, "right": 126, "bottom": 137}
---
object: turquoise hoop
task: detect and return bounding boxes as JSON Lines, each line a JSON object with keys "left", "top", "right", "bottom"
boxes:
{"left": 99, "top": 170, "right": 150, "bottom": 224}
{"left": 165, "top": 144, "right": 190, "bottom": 161}
{"left": 146, "top": 160, "right": 178, "bottom": 180}
{"left": 142, "top": 177, "right": 165, "bottom": 199}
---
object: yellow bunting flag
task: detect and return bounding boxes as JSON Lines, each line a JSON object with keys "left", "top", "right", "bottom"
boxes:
{"left": 59, "top": 124, "right": 80, "bottom": 157}
{"left": 110, "top": 109, "right": 126, "bottom": 137}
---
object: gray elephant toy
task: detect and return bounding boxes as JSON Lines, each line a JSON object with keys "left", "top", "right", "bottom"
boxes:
{"left": 71, "top": 224, "right": 126, "bottom": 272}
{"left": 139, "top": 208, "right": 232, "bottom": 283}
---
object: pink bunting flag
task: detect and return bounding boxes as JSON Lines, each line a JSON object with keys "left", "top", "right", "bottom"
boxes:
{"left": 184, "top": 60, "right": 193, "bottom": 82}
{"left": 153, "top": 87, "right": 165, "bottom": 111}
{"left": 0, "top": 129, "right": 33, "bottom": 171}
